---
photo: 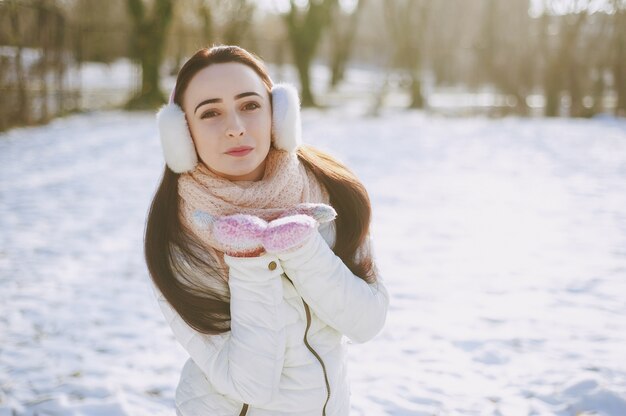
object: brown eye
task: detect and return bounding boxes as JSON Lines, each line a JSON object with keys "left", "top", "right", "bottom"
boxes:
{"left": 201, "top": 110, "right": 219, "bottom": 119}
{"left": 243, "top": 102, "right": 260, "bottom": 111}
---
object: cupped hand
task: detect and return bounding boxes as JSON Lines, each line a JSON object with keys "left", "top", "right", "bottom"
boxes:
{"left": 193, "top": 211, "right": 268, "bottom": 257}
{"left": 193, "top": 203, "right": 337, "bottom": 257}
{"left": 262, "top": 203, "right": 337, "bottom": 255}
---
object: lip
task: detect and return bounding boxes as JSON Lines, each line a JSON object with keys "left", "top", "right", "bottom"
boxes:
{"left": 225, "top": 146, "right": 253, "bottom": 156}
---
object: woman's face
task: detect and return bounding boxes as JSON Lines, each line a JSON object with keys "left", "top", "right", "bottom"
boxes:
{"left": 182, "top": 62, "right": 272, "bottom": 181}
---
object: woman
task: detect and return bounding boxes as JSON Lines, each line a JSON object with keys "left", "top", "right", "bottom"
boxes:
{"left": 144, "top": 45, "right": 389, "bottom": 416}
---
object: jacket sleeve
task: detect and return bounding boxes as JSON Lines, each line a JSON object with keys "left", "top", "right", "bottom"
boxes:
{"left": 277, "top": 229, "right": 390, "bottom": 344}
{"left": 151, "top": 252, "right": 287, "bottom": 406}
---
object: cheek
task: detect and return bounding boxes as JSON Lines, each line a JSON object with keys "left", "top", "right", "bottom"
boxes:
{"left": 189, "top": 119, "right": 219, "bottom": 141}
{"left": 187, "top": 123, "right": 218, "bottom": 153}
{"left": 248, "top": 111, "right": 272, "bottom": 134}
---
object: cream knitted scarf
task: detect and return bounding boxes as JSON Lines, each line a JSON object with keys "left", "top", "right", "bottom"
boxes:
{"left": 178, "top": 147, "right": 329, "bottom": 275}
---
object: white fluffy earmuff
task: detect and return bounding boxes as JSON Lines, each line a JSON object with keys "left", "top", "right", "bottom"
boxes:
{"left": 270, "top": 83, "right": 302, "bottom": 154}
{"left": 156, "top": 82, "right": 302, "bottom": 174}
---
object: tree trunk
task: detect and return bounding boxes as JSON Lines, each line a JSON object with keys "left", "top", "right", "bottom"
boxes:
{"left": 223, "top": 0, "right": 255, "bottom": 45}
{"left": 544, "top": 63, "right": 561, "bottom": 117}
{"left": 9, "top": 1, "right": 29, "bottom": 126}
{"left": 37, "top": 1, "right": 50, "bottom": 123}
{"left": 200, "top": 2, "right": 213, "bottom": 44}
{"left": 384, "top": 0, "right": 429, "bottom": 111}
{"left": 614, "top": 7, "right": 626, "bottom": 116}
{"left": 409, "top": 70, "right": 424, "bottom": 109}
{"left": 295, "top": 54, "right": 315, "bottom": 107}
{"left": 283, "top": 0, "right": 338, "bottom": 108}
{"left": 568, "top": 58, "right": 584, "bottom": 117}
{"left": 328, "top": 0, "right": 366, "bottom": 89}
{"left": 54, "top": 11, "right": 65, "bottom": 115}
{"left": 125, "top": 0, "right": 173, "bottom": 110}
{"left": 139, "top": 30, "right": 162, "bottom": 99}
{"left": 591, "top": 68, "right": 605, "bottom": 115}
{"left": 72, "top": 23, "right": 84, "bottom": 112}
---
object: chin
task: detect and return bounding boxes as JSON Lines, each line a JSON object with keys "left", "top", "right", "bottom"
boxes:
{"left": 222, "top": 163, "right": 265, "bottom": 181}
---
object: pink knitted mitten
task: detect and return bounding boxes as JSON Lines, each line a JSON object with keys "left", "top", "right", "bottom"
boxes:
{"left": 262, "top": 204, "right": 337, "bottom": 255}
{"left": 277, "top": 203, "right": 338, "bottom": 224}
{"left": 193, "top": 210, "right": 268, "bottom": 257}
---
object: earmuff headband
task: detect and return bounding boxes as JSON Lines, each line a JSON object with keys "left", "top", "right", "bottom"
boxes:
{"left": 156, "top": 83, "right": 302, "bottom": 174}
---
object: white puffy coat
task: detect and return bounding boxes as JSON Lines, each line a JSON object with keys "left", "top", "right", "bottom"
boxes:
{"left": 151, "top": 221, "right": 390, "bottom": 416}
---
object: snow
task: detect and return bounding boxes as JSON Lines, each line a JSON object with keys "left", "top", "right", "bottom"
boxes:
{"left": 1, "top": 109, "right": 626, "bottom": 415}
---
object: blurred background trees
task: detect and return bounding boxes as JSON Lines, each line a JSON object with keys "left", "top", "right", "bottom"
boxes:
{"left": 125, "top": 0, "right": 173, "bottom": 109}
{"left": 0, "top": 0, "right": 624, "bottom": 131}
{"left": 282, "top": 0, "right": 337, "bottom": 107}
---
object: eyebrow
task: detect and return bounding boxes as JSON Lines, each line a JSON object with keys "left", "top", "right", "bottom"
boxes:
{"left": 194, "top": 91, "right": 262, "bottom": 114}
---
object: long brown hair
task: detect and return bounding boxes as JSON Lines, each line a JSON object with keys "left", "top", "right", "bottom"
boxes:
{"left": 144, "top": 45, "right": 378, "bottom": 335}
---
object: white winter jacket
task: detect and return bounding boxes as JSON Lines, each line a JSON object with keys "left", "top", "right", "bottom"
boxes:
{"left": 152, "top": 221, "right": 390, "bottom": 416}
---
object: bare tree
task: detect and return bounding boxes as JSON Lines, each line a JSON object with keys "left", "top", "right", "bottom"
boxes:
{"left": 427, "top": 0, "right": 468, "bottom": 88}
{"left": 328, "top": 0, "right": 367, "bottom": 89}
{"left": 126, "top": 0, "right": 173, "bottom": 109}
{"left": 35, "top": 0, "right": 66, "bottom": 122}
{"left": 3, "top": 0, "right": 30, "bottom": 127}
{"left": 282, "top": 0, "right": 338, "bottom": 107}
{"left": 221, "top": 0, "right": 255, "bottom": 45}
{"left": 610, "top": 0, "right": 626, "bottom": 116}
{"left": 197, "top": 0, "right": 214, "bottom": 45}
{"left": 476, "top": 0, "right": 534, "bottom": 115}
{"left": 1, "top": 0, "right": 70, "bottom": 128}
{"left": 541, "top": 0, "right": 591, "bottom": 117}
{"left": 384, "top": 0, "right": 433, "bottom": 109}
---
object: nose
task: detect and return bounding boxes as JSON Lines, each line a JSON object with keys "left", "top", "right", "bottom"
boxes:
{"left": 225, "top": 112, "right": 245, "bottom": 138}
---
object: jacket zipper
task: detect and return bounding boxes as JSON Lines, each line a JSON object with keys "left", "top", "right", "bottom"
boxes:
{"left": 302, "top": 300, "right": 331, "bottom": 416}
{"left": 238, "top": 273, "right": 331, "bottom": 416}
{"left": 284, "top": 273, "right": 331, "bottom": 416}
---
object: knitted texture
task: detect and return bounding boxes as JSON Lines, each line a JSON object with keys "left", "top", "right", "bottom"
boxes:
{"left": 276, "top": 203, "right": 338, "bottom": 223}
{"left": 262, "top": 214, "right": 317, "bottom": 254}
{"left": 193, "top": 204, "right": 337, "bottom": 257}
{"left": 193, "top": 212, "right": 268, "bottom": 257}
{"left": 178, "top": 148, "right": 330, "bottom": 279}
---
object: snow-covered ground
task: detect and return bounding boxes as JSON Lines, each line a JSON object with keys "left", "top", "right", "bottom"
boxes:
{"left": 1, "top": 109, "right": 625, "bottom": 416}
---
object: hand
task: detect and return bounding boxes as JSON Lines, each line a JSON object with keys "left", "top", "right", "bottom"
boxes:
{"left": 193, "top": 203, "right": 337, "bottom": 257}
{"left": 193, "top": 211, "right": 268, "bottom": 257}
{"left": 275, "top": 202, "right": 338, "bottom": 224}
{"left": 262, "top": 203, "right": 337, "bottom": 255}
